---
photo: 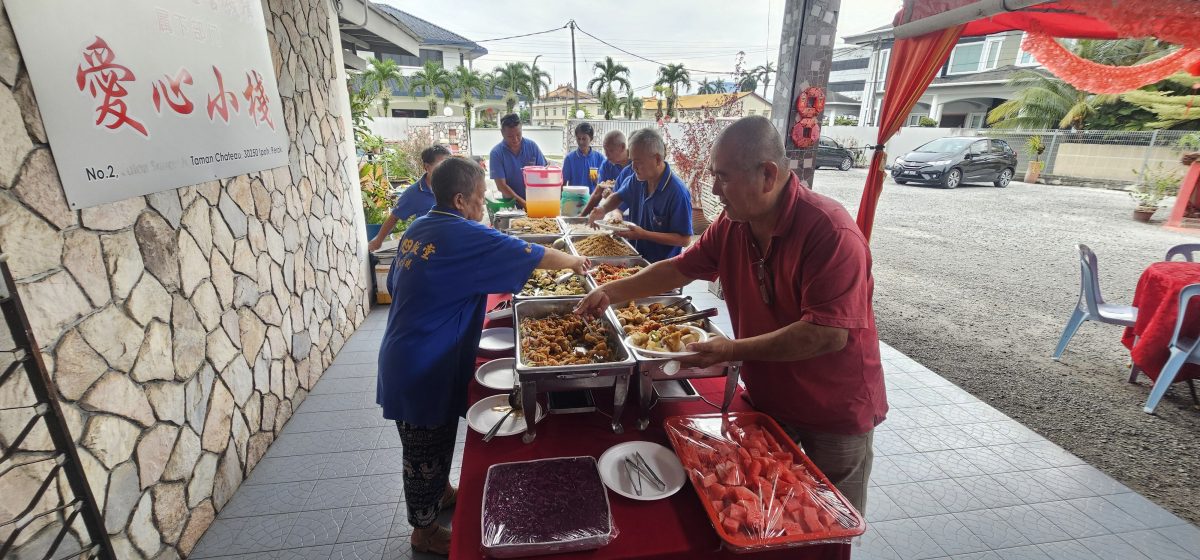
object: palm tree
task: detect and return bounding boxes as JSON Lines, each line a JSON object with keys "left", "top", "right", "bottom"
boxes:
{"left": 713, "top": 78, "right": 728, "bottom": 94}
{"left": 492, "top": 62, "right": 531, "bottom": 115}
{"left": 587, "top": 57, "right": 632, "bottom": 120}
{"left": 987, "top": 70, "right": 1118, "bottom": 129}
{"left": 362, "top": 58, "right": 403, "bottom": 116}
{"left": 453, "top": 66, "right": 489, "bottom": 127}
{"left": 737, "top": 70, "right": 758, "bottom": 93}
{"left": 618, "top": 90, "right": 643, "bottom": 120}
{"left": 655, "top": 64, "right": 691, "bottom": 118}
{"left": 696, "top": 78, "right": 716, "bottom": 95}
{"left": 526, "top": 59, "right": 550, "bottom": 123}
{"left": 749, "top": 62, "right": 775, "bottom": 99}
{"left": 408, "top": 60, "right": 454, "bottom": 115}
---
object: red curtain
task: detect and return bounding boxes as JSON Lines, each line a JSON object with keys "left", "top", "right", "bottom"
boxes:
{"left": 854, "top": 26, "right": 964, "bottom": 242}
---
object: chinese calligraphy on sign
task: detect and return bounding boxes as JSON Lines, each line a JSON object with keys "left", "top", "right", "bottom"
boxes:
{"left": 6, "top": 0, "right": 290, "bottom": 209}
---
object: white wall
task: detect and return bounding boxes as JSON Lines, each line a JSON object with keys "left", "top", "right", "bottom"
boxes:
{"left": 367, "top": 117, "right": 430, "bottom": 141}
{"left": 469, "top": 127, "right": 566, "bottom": 159}
{"left": 823, "top": 126, "right": 974, "bottom": 163}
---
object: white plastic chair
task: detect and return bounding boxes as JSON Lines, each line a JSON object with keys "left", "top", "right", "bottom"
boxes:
{"left": 1052, "top": 244, "right": 1137, "bottom": 360}
{"left": 1165, "top": 244, "right": 1200, "bottom": 262}
{"left": 1142, "top": 283, "right": 1200, "bottom": 413}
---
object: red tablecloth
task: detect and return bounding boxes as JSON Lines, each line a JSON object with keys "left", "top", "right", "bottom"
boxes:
{"left": 449, "top": 296, "right": 849, "bottom": 560}
{"left": 1121, "top": 261, "right": 1200, "bottom": 383}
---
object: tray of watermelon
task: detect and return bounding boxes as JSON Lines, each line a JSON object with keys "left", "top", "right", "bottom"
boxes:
{"left": 663, "top": 412, "right": 865, "bottom": 552}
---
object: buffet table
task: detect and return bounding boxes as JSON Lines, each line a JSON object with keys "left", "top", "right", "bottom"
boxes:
{"left": 448, "top": 296, "right": 850, "bottom": 560}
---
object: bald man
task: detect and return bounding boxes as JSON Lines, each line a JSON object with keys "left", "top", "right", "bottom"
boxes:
{"left": 577, "top": 116, "right": 886, "bottom": 511}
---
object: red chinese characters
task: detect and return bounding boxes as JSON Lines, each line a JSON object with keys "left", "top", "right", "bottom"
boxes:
{"left": 151, "top": 68, "right": 195, "bottom": 115}
{"left": 75, "top": 36, "right": 148, "bottom": 137}
{"left": 241, "top": 70, "right": 275, "bottom": 129}
{"left": 206, "top": 66, "right": 240, "bottom": 123}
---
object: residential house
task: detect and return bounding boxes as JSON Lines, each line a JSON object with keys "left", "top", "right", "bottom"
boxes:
{"left": 641, "top": 92, "right": 772, "bottom": 122}
{"left": 842, "top": 25, "right": 1045, "bottom": 128}
{"left": 533, "top": 85, "right": 604, "bottom": 128}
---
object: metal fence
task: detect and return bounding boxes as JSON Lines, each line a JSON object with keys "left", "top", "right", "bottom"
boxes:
{"left": 970, "top": 129, "right": 1198, "bottom": 184}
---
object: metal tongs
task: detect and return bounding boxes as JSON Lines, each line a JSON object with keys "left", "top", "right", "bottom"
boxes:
{"left": 660, "top": 308, "right": 719, "bottom": 326}
{"left": 623, "top": 451, "right": 667, "bottom": 496}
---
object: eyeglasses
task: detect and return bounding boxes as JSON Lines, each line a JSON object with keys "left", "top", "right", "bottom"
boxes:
{"left": 754, "top": 258, "right": 774, "bottom": 305}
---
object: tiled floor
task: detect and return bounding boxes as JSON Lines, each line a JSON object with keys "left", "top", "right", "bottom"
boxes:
{"left": 192, "top": 282, "right": 1200, "bottom": 560}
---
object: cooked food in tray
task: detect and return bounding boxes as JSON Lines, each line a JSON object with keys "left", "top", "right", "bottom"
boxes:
{"left": 519, "top": 314, "right": 616, "bottom": 367}
{"left": 573, "top": 234, "right": 637, "bottom": 257}
{"left": 564, "top": 222, "right": 599, "bottom": 234}
{"left": 509, "top": 217, "right": 562, "bottom": 234}
{"left": 627, "top": 325, "right": 703, "bottom": 353}
{"left": 520, "top": 269, "right": 586, "bottom": 297}
{"left": 591, "top": 263, "right": 643, "bottom": 286}
{"left": 520, "top": 237, "right": 560, "bottom": 249}
{"left": 616, "top": 301, "right": 700, "bottom": 334}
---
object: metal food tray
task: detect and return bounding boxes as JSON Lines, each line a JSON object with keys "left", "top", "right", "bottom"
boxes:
{"left": 566, "top": 233, "right": 638, "bottom": 258}
{"left": 503, "top": 217, "right": 563, "bottom": 236}
{"left": 557, "top": 216, "right": 599, "bottom": 235}
{"left": 585, "top": 256, "right": 682, "bottom": 296}
{"left": 514, "top": 269, "right": 588, "bottom": 301}
{"left": 513, "top": 234, "right": 568, "bottom": 253}
{"left": 492, "top": 209, "right": 526, "bottom": 232}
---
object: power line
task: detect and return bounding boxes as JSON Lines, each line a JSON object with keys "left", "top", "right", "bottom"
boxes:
{"left": 472, "top": 25, "right": 568, "bottom": 43}
{"left": 571, "top": 22, "right": 738, "bottom": 75}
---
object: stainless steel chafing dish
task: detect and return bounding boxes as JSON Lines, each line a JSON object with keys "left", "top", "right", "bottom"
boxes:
{"left": 614, "top": 295, "right": 742, "bottom": 431}
{"left": 584, "top": 256, "right": 682, "bottom": 296}
{"left": 557, "top": 216, "right": 600, "bottom": 235}
{"left": 513, "top": 298, "right": 637, "bottom": 442}
{"left": 513, "top": 234, "right": 569, "bottom": 253}
{"left": 492, "top": 209, "right": 526, "bottom": 231}
{"left": 503, "top": 217, "right": 563, "bottom": 235}
{"left": 514, "top": 269, "right": 588, "bottom": 301}
{"left": 566, "top": 233, "right": 638, "bottom": 258}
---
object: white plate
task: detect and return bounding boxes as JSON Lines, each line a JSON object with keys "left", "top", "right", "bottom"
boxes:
{"left": 597, "top": 441, "right": 687, "bottom": 501}
{"left": 625, "top": 326, "right": 709, "bottom": 358}
{"left": 466, "top": 394, "right": 545, "bottom": 438}
{"left": 478, "top": 328, "right": 514, "bottom": 354}
{"left": 475, "top": 358, "right": 517, "bottom": 390}
{"left": 595, "top": 221, "right": 631, "bottom": 232}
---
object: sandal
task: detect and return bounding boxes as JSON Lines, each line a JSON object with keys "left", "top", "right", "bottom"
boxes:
{"left": 411, "top": 524, "right": 452, "bottom": 556}
{"left": 439, "top": 484, "right": 458, "bottom": 509}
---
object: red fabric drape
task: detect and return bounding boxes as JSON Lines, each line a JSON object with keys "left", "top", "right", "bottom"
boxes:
{"left": 854, "top": 26, "right": 965, "bottom": 241}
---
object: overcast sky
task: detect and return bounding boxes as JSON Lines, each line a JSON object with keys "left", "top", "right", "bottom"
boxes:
{"left": 381, "top": 0, "right": 901, "bottom": 96}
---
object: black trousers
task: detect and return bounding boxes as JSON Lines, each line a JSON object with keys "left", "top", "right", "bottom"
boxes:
{"left": 395, "top": 420, "right": 458, "bottom": 528}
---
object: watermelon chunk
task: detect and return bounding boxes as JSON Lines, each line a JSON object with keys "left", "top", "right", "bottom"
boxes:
{"left": 726, "top": 502, "right": 748, "bottom": 523}
{"left": 721, "top": 516, "right": 742, "bottom": 535}
{"left": 700, "top": 472, "right": 718, "bottom": 488}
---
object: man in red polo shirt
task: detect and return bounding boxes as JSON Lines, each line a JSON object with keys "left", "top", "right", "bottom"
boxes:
{"left": 577, "top": 115, "right": 885, "bottom": 511}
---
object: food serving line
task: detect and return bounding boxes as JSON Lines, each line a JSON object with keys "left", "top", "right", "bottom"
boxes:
{"left": 445, "top": 213, "right": 861, "bottom": 559}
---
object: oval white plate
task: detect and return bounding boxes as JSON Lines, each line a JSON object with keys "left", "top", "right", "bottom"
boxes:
{"left": 478, "top": 328, "right": 515, "bottom": 354}
{"left": 625, "top": 326, "right": 709, "bottom": 358}
{"left": 466, "top": 394, "right": 544, "bottom": 438}
{"left": 595, "top": 221, "right": 631, "bottom": 232}
{"left": 475, "top": 358, "right": 516, "bottom": 391}
{"left": 597, "top": 441, "right": 687, "bottom": 501}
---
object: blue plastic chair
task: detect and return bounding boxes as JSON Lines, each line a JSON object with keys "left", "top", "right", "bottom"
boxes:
{"left": 1165, "top": 244, "right": 1200, "bottom": 262}
{"left": 1052, "top": 244, "right": 1137, "bottom": 360}
{"left": 1142, "top": 284, "right": 1200, "bottom": 413}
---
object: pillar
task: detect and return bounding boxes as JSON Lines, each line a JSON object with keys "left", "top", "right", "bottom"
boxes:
{"left": 771, "top": 0, "right": 841, "bottom": 188}
{"left": 929, "top": 94, "right": 943, "bottom": 124}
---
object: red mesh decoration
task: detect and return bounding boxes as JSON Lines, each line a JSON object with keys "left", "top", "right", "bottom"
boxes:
{"left": 1021, "top": 32, "right": 1200, "bottom": 94}
{"left": 790, "top": 118, "right": 819, "bottom": 148}
{"left": 1055, "top": 0, "right": 1200, "bottom": 49}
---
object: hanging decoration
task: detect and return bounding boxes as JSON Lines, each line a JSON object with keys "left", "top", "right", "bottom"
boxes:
{"left": 789, "top": 87, "right": 826, "bottom": 149}
{"left": 1020, "top": 32, "right": 1200, "bottom": 94}
{"left": 1055, "top": 0, "right": 1200, "bottom": 49}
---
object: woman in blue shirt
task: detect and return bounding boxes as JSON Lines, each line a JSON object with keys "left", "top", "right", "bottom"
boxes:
{"left": 367, "top": 145, "right": 451, "bottom": 252}
{"left": 377, "top": 158, "right": 587, "bottom": 554}
{"left": 561, "top": 122, "right": 606, "bottom": 191}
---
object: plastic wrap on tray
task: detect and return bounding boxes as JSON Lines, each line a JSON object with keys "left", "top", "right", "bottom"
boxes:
{"left": 481, "top": 456, "right": 618, "bottom": 558}
{"left": 664, "top": 412, "right": 865, "bottom": 552}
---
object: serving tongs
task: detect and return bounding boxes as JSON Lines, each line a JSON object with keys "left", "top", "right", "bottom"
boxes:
{"left": 659, "top": 308, "right": 718, "bottom": 326}
{"left": 623, "top": 452, "right": 666, "bottom": 496}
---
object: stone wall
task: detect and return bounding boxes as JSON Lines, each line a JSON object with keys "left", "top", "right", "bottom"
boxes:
{"left": 0, "top": 0, "right": 368, "bottom": 558}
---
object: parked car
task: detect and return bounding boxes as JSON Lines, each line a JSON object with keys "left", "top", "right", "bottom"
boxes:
{"left": 815, "top": 137, "right": 856, "bottom": 171}
{"left": 891, "top": 136, "right": 1017, "bottom": 188}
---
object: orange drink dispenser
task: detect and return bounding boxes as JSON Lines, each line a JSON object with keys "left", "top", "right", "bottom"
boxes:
{"left": 522, "top": 166, "right": 563, "bottom": 218}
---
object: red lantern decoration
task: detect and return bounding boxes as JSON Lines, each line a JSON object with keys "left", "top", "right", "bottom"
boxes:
{"left": 791, "top": 87, "right": 826, "bottom": 149}
{"left": 790, "top": 117, "right": 820, "bottom": 148}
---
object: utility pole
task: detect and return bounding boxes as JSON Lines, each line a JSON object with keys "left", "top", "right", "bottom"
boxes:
{"left": 532, "top": 54, "right": 542, "bottom": 125}
{"left": 569, "top": 20, "right": 579, "bottom": 118}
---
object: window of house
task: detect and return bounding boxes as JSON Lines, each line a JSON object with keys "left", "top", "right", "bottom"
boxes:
{"left": 1016, "top": 32, "right": 1039, "bottom": 66}
{"left": 390, "top": 48, "right": 444, "bottom": 68}
{"left": 947, "top": 42, "right": 984, "bottom": 74}
{"left": 747, "top": 109, "right": 756, "bottom": 116}
{"left": 876, "top": 49, "right": 891, "bottom": 86}
{"left": 967, "top": 113, "right": 987, "bottom": 129}
{"left": 907, "top": 114, "right": 923, "bottom": 126}
{"left": 983, "top": 37, "right": 1003, "bottom": 70}
{"left": 831, "top": 57, "right": 870, "bottom": 72}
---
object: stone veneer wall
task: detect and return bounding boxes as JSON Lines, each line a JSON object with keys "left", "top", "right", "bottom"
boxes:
{"left": 0, "top": 0, "right": 368, "bottom": 558}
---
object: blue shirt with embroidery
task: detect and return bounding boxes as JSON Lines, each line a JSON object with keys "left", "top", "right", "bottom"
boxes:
{"left": 562, "top": 148, "right": 606, "bottom": 191}
{"left": 390, "top": 174, "right": 436, "bottom": 222}
{"left": 598, "top": 158, "right": 631, "bottom": 184}
{"left": 614, "top": 162, "right": 694, "bottom": 263}
{"left": 488, "top": 138, "right": 547, "bottom": 201}
{"left": 377, "top": 207, "right": 545, "bottom": 425}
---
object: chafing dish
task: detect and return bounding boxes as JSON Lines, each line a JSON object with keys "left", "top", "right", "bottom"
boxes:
{"left": 504, "top": 217, "right": 563, "bottom": 236}
{"left": 513, "top": 299, "right": 637, "bottom": 442}
{"left": 513, "top": 234, "right": 569, "bottom": 253}
{"left": 584, "top": 256, "right": 682, "bottom": 296}
{"left": 558, "top": 216, "right": 600, "bottom": 235}
{"left": 514, "top": 269, "right": 588, "bottom": 301}
{"left": 566, "top": 233, "right": 638, "bottom": 258}
{"left": 615, "top": 295, "right": 742, "bottom": 431}
{"left": 492, "top": 209, "right": 526, "bottom": 231}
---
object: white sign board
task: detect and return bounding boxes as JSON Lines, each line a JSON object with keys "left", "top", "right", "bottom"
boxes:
{"left": 6, "top": 0, "right": 290, "bottom": 209}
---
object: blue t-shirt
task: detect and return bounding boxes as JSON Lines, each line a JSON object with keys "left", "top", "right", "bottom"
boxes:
{"left": 614, "top": 162, "right": 694, "bottom": 263}
{"left": 489, "top": 139, "right": 547, "bottom": 200}
{"left": 598, "top": 159, "right": 631, "bottom": 184}
{"left": 377, "top": 207, "right": 545, "bottom": 425}
{"left": 562, "top": 148, "right": 606, "bottom": 191}
{"left": 390, "top": 174, "right": 436, "bottom": 222}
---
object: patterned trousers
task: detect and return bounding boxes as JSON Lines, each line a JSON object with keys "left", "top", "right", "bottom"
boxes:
{"left": 395, "top": 420, "right": 458, "bottom": 528}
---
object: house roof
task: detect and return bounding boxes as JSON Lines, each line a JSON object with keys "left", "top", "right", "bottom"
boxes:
{"left": 842, "top": 23, "right": 894, "bottom": 44}
{"left": 641, "top": 91, "right": 767, "bottom": 111}
{"left": 372, "top": 4, "right": 487, "bottom": 57}
{"left": 825, "top": 91, "right": 860, "bottom": 106}
{"left": 541, "top": 85, "right": 596, "bottom": 102}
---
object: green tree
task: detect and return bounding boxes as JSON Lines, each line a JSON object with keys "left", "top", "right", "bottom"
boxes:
{"left": 587, "top": 56, "right": 632, "bottom": 120}
{"left": 655, "top": 63, "right": 691, "bottom": 118}
{"left": 652, "top": 84, "right": 671, "bottom": 119}
{"left": 452, "top": 66, "right": 489, "bottom": 127}
{"left": 528, "top": 61, "right": 551, "bottom": 108}
{"left": 696, "top": 78, "right": 715, "bottom": 95}
{"left": 492, "top": 62, "right": 531, "bottom": 115}
{"left": 737, "top": 70, "right": 758, "bottom": 93}
{"left": 407, "top": 60, "right": 454, "bottom": 115}
{"left": 748, "top": 62, "right": 775, "bottom": 99}
{"left": 362, "top": 58, "right": 403, "bottom": 116}
{"left": 619, "top": 90, "right": 643, "bottom": 120}
{"left": 347, "top": 74, "right": 375, "bottom": 145}
{"left": 987, "top": 70, "right": 1118, "bottom": 129}
{"left": 713, "top": 78, "right": 728, "bottom": 94}
{"left": 1123, "top": 73, "right": 1200, "bottom": 129}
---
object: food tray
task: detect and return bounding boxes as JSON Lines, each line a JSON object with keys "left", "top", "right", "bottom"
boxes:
{"left": 664, "top": 413, "right": 865, "bottom": 552}
{"left": 482, "top": 456, "right": 616, "bottom": 557}
{"left": 585, "top": 257, "right": 681, "bottom": 296}
{"left": 512, "top": 299, "right": 635, "bottom": 374}
{"left": 557, "top": 216, "right": 599, "bottom": 235}
{"left": 492, "top": 209, "right": 526, "bottom": 231}
{"left": 504, "top": 217, "right": 563, "bottom": 235}
{"left": 566, "top": 233, "right": 638, "bottom": 258}
{"left": 514, "top": 234, "right": 568, "bottom": 252}
{"left": 515, "top": 269, "right": 588, "bottom": 301}
{"left": 618, "top": 296, "right": 729, "bottom": 372}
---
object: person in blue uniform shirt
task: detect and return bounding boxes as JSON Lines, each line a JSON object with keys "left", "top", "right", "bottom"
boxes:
{"left": 377, "top": 157, "right": 587, "bottom": 555}
{"left": 582, "top": 130, "right": 634, "bottom": 217}
{"left": 368, "top": 145, "right": 451, "bottom": 252}
{"left": 562, "top": 122, "right": 606, "bottom": 190}
{"left": 488, "top": 113, "right": 546, "bottom": 209}
{"left": 587, "top": 128, "right": 693, "bottom": 262}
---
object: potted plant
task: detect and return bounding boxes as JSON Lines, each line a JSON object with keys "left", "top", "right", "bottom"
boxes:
{"left": 360, "top": 160, "right": 391, "bottom": 238}
{"left": 1129, "top": 163, "right": 1183, "bottom": 223}
{"left": 1024, "top": 136, "right": 1046, "bottom": 183}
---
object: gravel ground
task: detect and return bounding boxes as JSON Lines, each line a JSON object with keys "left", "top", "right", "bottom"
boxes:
{"left": 811, "top": 168, "right": 1200, "bottom": 525}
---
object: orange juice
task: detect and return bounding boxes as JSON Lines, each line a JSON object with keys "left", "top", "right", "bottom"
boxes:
{"left": 526, "top": 199, "right": 560, "bottom": 218}
{"left": 589, "top": 167, "right": 599, "bottom": 183}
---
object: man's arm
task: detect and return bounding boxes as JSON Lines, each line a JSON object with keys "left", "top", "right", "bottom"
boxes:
{"left": 580, "top": 184, "right": 611, "bottom": 216}
{"left": 575, "top": 259, "right": 691, "bottom": 316}
{"left": 619, "top": 227, "right": 690, "bottom": 248}
{"left": 367, "top": 213, "right": 401, "bottom": 252}
{"left": 586, "top": 192, "right": 623, "bottom": 225}
{"left": 494, "top": 178, "right": 526, "bottom": 208}
{"left": 537, "top": 248, "right": 588, "bottom": 274}
{"left": 678, "top": 321, "right": 848, "bottom": 368}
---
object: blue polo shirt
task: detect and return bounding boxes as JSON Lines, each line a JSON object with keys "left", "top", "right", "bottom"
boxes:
{"left": 489, "top": 139, "right": 547, "bottom": 201}
{"left": 614, "top": 162, "right": 693, "bottom": 263}
{"left": 562, "top": 148, "right": 606, "bottom": 191}
{"left": 377, "top": 207, "right": 545, "bottom": 425}
{"left": 598, "top": 159, "right": 631, "bottom": 184}
{"left": 390, "top": 174, "right": 436, "bottom": 222}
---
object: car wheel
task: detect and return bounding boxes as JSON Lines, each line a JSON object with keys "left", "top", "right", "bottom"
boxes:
{"left": 994, "top": 168, "right": 1013, "bottom": 188}
{"left": 839, "top": 156, "right": 853, "bottom": 171}
{"left": 894, "top": 177, "right": 908, "bottom": 185}
{"left": 941, "top": 168, "right": 962, "bottom": 189}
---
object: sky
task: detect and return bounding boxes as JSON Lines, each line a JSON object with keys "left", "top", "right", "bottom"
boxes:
{"left": 381, "top": 0, "right": 901, "bottom": 97}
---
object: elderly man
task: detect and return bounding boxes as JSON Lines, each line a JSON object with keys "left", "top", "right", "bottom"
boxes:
{"left": 379, "top": 157, "right": 587, "bottom": 555}
{"left": 489, "top": 113, "right": 547, "bottom": 208}
{"left": 367, "top": 144, "right": 451, "bottom": 252}
{"left": 577, "top": 116, "right": 885, "bottom": 511}
{"left": 582, "top": 130, "right": 634, "bottom": 217}
{"left": 586, "top": 128, "right": 692, "bottom": 262}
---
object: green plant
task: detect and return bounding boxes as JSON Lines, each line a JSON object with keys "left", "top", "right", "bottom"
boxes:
{"left": 748, "top": 62, "right": 775, "bottom": 99}
{"left": 1177, "top": 132, "right": 1200, "bottom": 152}
{"left": 655, "top": 63, "right": 691, "bottom": 118}
{"left": 988, "top": 70, "right": 1119, "bottom": 129}
{"left": 347, "top": 74, "right": 375, "bottom": 146}
{"left": 360, "top": 133, "right": 385, "bottom": 154}
{"left": 452, "top": 66, "right": 489, "bottom": 128}
{"left": 917, "top": 116, "right": 938, "bottom": 127}
{"left": 492, "top": 63, "right": 531, "bottom": 115}
{"left": 1129, "top": 162, "right": 1182, "bottom": 209}
{"left": 619, "top": 90, "right": 643, "bottom": 120}
{"left": 833, "top": 115, "right": 858, "bottom": 126}
{"left": 1026, "top": 136, "right": 1046, "bottom": 162}
{"left": 360, "top": 163, "right": 391, "bottom": 224}
{"left": 588, "top": 57, "right": 632, "bottom": 120}
{"left": 362, "top": 58, "right": 403, "bottom": 117}
{"left": 408, "top": 60, "right": 454, "bottom": 115}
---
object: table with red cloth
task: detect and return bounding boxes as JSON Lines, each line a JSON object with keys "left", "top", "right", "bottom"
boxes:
{"left": 448, "top": 296, "right": 850, "bottom": 560}
{"left": 1121, "top": 261, "right": 1200, "bottom": 383}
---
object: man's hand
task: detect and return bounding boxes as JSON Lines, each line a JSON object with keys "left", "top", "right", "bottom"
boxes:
{"left": 574, "top": 288, "right": 610, "bottom": 317}
{"left": 568, "top": 256, "right": 591, "bottom": 275}
{"left": 367, "top": 237, "right": 383, "bottom": 253}
{"left": 615, "top": 223, "right": 645, "bottom": 241}
{"left": 587, "top": 206, "right": 606, "bottom": 227}
{"left": 676, "top": 336, "right": 736, "bottom": 369}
